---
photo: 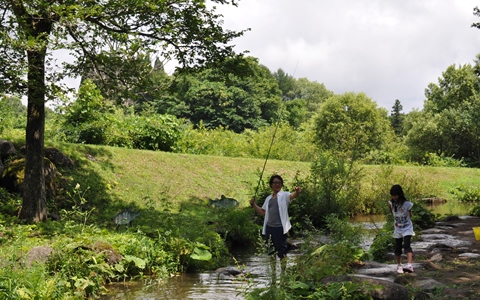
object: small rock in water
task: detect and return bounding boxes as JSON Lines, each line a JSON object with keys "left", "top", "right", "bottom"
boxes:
{"left": 412, "top": 278, "right": 444, "bottom": 291}
{"left": 394, "top": 276, "right": 409, "bottom": 285}
{"left": 443, "top": 215, "right": 460, "bottom": 221}
{"left": 429, "top": 253, "right": 442, "bottom": 263}
{"left": 413, "top": 291, "right": 431, "bottom": 300}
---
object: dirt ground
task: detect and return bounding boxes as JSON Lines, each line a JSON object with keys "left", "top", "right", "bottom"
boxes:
{"left": 404, "top": 216, "right": 480, "bottom": 299}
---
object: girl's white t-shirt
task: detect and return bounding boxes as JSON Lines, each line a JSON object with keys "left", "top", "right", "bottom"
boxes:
{"left": 388, "top": 200, "right": 415, "bottom": 238}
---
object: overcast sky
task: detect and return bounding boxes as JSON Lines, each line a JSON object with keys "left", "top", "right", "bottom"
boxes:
{"left": 193, "top": 0, "right": 480, "bottom": 114}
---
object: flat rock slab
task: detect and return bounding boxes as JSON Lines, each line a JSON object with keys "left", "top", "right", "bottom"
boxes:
{"left": 354, "top": 274, "right": 394, "bottom": 283}
{"left": 435, "top": 225, "right": 454, "bottom": 230}
{"left": 458, "top": 253, "right": 480, "bottom": 258}
{"left": 356, "top": 263, "right": 423, "bottom": 277}
{"left": 421, "top": 228, "right": 448, "bottom": 234}
{"left": 421, "top": 233, "right": 454, "bottom": 240}
{"left": 418, "top": 234, "right": 472, "bottom": 248}
{"left": 448, "top": 223, "right": 467, "bottom": 227}
{"left": 459, "top": 215, "right": 479, "bottom": 220}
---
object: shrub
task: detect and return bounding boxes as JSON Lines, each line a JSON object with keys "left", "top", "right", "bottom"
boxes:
{"left": 325, "top": 214, "right": 363, "bottom": 246}
{"left": 289, "top": 152, "right": 363, "bottom": 229}
{"left": 423, "top": 153, "right": 466, "bottom": 167}
{"left": 449, "top": 184, "right": 480, "bottom": 202}
{"left": 175, "top": 121, "right": 316, "bottom": 161}
{"left": 470, "top": 205, "right": 480, "bottom": 216}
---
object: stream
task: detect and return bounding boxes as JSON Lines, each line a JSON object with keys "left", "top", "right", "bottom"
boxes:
{"left": 99, "top": 201, "right": 476, "bottom": 299}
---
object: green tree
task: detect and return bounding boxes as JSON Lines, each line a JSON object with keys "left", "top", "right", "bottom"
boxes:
{"left": 0, "top": 0, "right": 246, "bottom": 222}
{"left": 164, "top": 57, "right": 283, "bottom": 132}
{"left": 424, "top": 63, "right": 479, "bottom": 113}
{"left": 0, "top": 95, "right": 27, "bottom": 133}
{"left": 313, "top": 92, "right": 392, "bottom": 159}
{"left": 406, "top": 57, "right": 480, "bottom": 165}
{"left": 292, "top": 78, "right": 334, "bottom": 120}
{"left": 273, "top": 68, "right": 296, "bottom": 101}
{"left": 390, "top": 99, "right": 404, "bottom": 136}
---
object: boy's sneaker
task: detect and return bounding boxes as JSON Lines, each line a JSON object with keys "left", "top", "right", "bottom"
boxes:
{"left": 405, "top": 264, "right": 414, "bottom": 273}
{"left": 396, "top": 264, "right": 403, "bottom": 274}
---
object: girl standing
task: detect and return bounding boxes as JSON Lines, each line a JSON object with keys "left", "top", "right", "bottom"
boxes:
{"left": 388, "top": 184, "right": 415, "bottom": 273}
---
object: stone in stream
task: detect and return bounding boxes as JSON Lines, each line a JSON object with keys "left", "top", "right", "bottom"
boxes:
{"left": 429, "top": 253, "right": 442, "bottom": 263}
{"left": 215, "top": 267, "right": 242, "bottom": 276}
{"left": 412, "top": 278, "right": 444, "bottom": 292}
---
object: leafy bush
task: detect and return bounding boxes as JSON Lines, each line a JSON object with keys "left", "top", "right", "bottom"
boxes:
{"left": 325, "top": 214, "right": 363, "bottom": 246}
{"left": 289, "top": 152, "right": 363, "bottom": 229}
{"left": 449, "top": 184, "right": 480, "bottom": 202}
{"left": 214, "top": 207, "right": 262, "bottom": 246}
{"left": 368, "top": 229, "right": 395, "bottom": 262}
{"left": 411, "top": 201, "right": 438, "bottom": 230}
{"left": 55, "top": 80, "right": 182, "bottom": 151}
{"left": 423, "top": 153, "right": 466, "bottom": 167}
{"left": 175, "top": 121, "right": 316, "bottom": 161}
{"left": 470, "top": 205, "right": 480, "bottom": 216}
{"left": 362, "top": 149, "right": 408, "bottom": 166}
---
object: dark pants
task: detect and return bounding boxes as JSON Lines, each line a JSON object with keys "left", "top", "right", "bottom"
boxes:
{"left": 264, "top": 225, "right": 288, "bottom": 259}
{"left": 395, "top": 235, "right": 412, "bottom": 256}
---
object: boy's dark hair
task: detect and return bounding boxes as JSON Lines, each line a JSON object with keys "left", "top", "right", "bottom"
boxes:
{"left": 390, "top": 184, "right": 407, "bottom": 211}
{"left": 269, "top": 175, "right": 283, "bottom": 187}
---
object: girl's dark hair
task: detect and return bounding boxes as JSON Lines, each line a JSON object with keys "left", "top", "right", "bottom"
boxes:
{"left": 390, "top": 184, "right": 407, "bottom": 212}
{"left": 269, "top": 175, "right": 283, "bottom": 187}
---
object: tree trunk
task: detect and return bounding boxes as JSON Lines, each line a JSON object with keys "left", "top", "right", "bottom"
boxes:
{"left": 19, "top": 16, "right": 51, "bottom": 222}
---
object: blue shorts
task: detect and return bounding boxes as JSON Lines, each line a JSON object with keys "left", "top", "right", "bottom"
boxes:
{"left": 264, "top": 225, "right": 288, "bottom": 258}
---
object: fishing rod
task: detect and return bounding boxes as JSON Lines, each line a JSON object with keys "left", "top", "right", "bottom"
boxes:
{"left": 252, "top": 61, "right": 299, "bottom": 201}
{"left": 253, "top": 122, "right": 280, "bottom": 201}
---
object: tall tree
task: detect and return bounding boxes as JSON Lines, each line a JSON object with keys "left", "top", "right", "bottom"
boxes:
{"left": 273, "top": 68, "right": 296, "bottom": 101}
{"left": 390, "top": 99, "right": 404, "bottom": 136}
{"left": 314, "top": 92, "right": 392, "bottom": 159}
{"left": 164, "top": 56, "right": 283, "bottom": 132}
{"left": 0, "top": 0, "right": 246, "bottom": 222}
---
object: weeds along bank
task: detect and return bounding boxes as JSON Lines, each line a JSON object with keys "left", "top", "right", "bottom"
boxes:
{"left": 1, "top": 138, "right": 480, "bottom": 298}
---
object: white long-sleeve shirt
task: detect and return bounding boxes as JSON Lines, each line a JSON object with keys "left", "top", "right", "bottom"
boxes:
{"left": 262, "top": 190, "right": 292, "bottom": 235}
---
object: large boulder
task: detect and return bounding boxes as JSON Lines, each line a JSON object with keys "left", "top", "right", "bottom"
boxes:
{"left": 0, "top": 158, "right": 58, "bottom": 199}
{"left": 25, "top": 246, "right": 54, "bottom": 267}
{"left": 44, "top": 147, "right": 74, "bottom": 170}
{"left": 0, "top": 139, "right": 16, "bottom": 162}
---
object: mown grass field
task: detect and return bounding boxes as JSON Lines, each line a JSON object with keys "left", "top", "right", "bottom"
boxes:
{"left": 3, "top": 133, "right": 480, "bottom": 214}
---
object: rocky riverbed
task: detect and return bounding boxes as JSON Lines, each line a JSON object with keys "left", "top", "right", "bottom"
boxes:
{"left": 351, "top": 215, "right": 480, "bottom": 300}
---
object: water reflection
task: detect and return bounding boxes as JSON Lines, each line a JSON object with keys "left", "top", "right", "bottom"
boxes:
{"left": 100, "top": 247, "right": 284, "bottom": 300}
{"left": 424, "top": 201, "right": 476, "bottom": 216}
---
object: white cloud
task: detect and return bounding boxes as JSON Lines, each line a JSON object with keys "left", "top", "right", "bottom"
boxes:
{"left": 216, "top": 0, "right": 480, "bottom": 113}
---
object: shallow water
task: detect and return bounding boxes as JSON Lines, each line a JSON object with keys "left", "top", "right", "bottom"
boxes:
{"left": 100, "top": 201, "right": 477, "bottom": 299}
{"left": 100, "top": 246, "right": 293, "bottom": 300}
